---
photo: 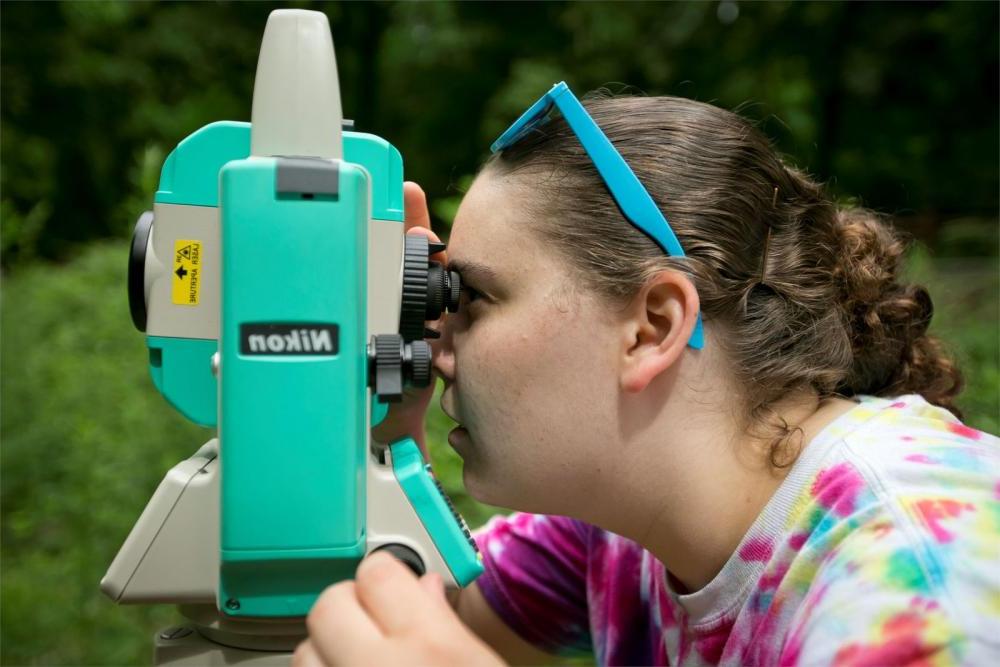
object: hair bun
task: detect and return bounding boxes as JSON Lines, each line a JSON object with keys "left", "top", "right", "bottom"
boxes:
{"left": 832, "top": 207, "right": 963, "bottom": 415}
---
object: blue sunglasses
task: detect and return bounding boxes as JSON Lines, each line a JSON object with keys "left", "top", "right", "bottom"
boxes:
{"left": 491, "top": 81, "right": 704, "bottom": 350}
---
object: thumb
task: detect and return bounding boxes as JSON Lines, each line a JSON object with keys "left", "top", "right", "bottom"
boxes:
{"left": 419, "top": 572, "right": 449, "bottom": 607}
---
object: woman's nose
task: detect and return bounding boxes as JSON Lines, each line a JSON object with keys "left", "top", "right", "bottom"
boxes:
{"left": 431, "top": 316, "right": 456, "bottom": 381}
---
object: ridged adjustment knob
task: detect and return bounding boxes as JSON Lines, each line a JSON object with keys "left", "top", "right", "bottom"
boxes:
{"left": 399, "top": 235, "right": 460, "bottom": 341}
{"left": 426, "top": 265, "right": 462, "bottom": 319}
{"left": 369, "top": 335, "right": 433, "bottom": 402}
{"left": 370, "top": 334, "right": 404, "bottom": 403}
{"left": 407, "top": 340, "right": 432, "bottom": 388}
{"left": 372, "top": 544, "right": 425, "bottom": 577}
{"left": 400, "top": 236, "right": 430, "bottom": 342}
{"left": 446, "top": 270, "right": 461, "bottom": 313}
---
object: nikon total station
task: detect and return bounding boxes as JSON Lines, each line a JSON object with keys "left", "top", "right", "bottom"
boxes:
{"left": 101, "top": 9, "right": 482, "bottom": 665}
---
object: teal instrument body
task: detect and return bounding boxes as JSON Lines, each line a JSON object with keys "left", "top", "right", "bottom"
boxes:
{"left": 146, "top": 335, "right": 218, "bottom": 427}
{"left": 107, "top": 10, "right": 481, "bottom": 636}
{"left": 217, "top": 156, "right": 370, "bottom": 617}
{"left": 146, "top": 121, "right": 403, "bottom": 428}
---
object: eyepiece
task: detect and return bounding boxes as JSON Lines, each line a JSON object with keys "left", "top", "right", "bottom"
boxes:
{"left": 399, "top": 235, "right": 460, "bottom": 341}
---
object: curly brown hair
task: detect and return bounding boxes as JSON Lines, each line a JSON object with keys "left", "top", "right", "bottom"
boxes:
{"left": 485, "top": 92, "right": 963, "bottom": 466}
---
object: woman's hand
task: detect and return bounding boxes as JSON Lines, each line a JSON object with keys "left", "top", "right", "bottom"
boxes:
{"left": 292, "top": 552, "right": 505, "bottom": 667}
{"left": 371, "top": 182, "right": 448, "bottom": 452}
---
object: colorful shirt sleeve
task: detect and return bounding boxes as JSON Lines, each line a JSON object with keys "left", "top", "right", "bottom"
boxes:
{"left": 473, "top": 512, "right": 594, "bottom": 656}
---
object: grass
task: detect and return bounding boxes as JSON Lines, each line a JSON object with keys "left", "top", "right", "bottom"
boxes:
{"left": 1, "top": 240, "right": 996, "bottom": 665}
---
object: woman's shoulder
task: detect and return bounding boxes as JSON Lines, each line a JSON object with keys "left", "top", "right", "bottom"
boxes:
{"left": 811, "top": 393, "right": 998, "bottom": 561}
{"left": 773, "top": 397, "right": 999, "bottom": 663}
{"left": 792, "top": 394, "right": 997, "bottom": 538}
{"left": 786, "top": 394, "right": 1000, "bottom": 647}
{"left": 834, "top": 393, "right": 998, "bottom": 492}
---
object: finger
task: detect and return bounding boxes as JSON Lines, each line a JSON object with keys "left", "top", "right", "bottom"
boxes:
{"left": 355, "top": 550, "right": 452, "bottom": 636}
{"left": 292, "top": 640, "right": 326, "bottom": 667}
{"left": 403, "top": 182, "right": 432, "bottom": 233}
{"left": 403, "top": 183, "right": 448, "bottom": 265}
{"left": 307, "top": 580, "right": 381, "bottom": 665}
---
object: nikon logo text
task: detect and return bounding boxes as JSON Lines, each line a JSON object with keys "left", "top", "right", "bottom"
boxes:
{"left": 240, "top": 323, "right": 339, "bottom": 356}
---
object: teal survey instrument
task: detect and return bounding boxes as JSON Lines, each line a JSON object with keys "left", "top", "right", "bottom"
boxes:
{"left": 102, "top": 9, "right": 482, "bottom": 664}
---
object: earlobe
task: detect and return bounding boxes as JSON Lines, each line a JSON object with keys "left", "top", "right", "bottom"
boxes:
{"left": 619, "top": 272, "right": 699, "bottom": 394}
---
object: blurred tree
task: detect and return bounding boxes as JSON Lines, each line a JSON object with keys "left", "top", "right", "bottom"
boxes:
{"left": 2, "top": 1, "right": 996, "bottom": 268}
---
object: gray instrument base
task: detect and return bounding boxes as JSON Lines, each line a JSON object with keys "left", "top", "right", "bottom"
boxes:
{"left": 154, "top": 628, "right": 291, "bottom": 666}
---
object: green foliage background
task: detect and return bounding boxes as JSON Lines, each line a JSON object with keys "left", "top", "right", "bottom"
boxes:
{"left": 2, "top": 1, "right": 997, "bottom": 665}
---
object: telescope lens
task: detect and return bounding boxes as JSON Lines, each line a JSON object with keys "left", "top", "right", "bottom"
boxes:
{"left": 128, "top": 211, "right": 154, "bottom": 332}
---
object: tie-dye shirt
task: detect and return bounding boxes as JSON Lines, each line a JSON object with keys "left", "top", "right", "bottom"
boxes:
{"left": 472, "top": 394, "right": 1000, "bottom": 666}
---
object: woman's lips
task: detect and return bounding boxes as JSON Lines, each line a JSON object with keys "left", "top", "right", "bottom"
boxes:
{"left": 448, "top": 426, "right": 470, "bottom": 450}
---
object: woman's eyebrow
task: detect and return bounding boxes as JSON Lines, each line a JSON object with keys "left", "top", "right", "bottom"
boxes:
{"left": 448, "top": 259, "right": 500, "bottom": 285}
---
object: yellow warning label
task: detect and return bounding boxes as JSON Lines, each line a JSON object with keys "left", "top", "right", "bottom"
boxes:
{"left": 172, "top": 239, "right": 202, "bottom": 306}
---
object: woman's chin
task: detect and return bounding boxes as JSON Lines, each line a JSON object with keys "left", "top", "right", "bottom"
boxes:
{"left": 460, "top": 464, "right": 497, "bottom": 507}
{"left": 448, "top": 428, "right": 513, "bottom": 508}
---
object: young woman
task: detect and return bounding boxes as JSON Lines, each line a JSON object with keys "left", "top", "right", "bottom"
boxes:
{"left": 294, "top": 86, "right": 999, "bottom": 666}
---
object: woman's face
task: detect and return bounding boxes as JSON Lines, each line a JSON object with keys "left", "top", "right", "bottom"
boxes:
{"left": 434, "top": 170, "right": 622, "bottom": 514}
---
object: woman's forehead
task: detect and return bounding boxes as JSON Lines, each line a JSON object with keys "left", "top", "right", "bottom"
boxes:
{"left": 449, "top": 173, "right": 530, "bottom": 273}
{"left": 449, "top": 172, "right": 583, "bottom": 303}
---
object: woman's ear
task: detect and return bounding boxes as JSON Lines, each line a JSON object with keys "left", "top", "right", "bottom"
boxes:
{"left": 620, "top": 270, "right": 700, "bottom": 393}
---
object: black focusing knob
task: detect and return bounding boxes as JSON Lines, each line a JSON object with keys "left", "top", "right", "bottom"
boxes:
{"left": 370, "top": 334, "right": 405, "bottom": 403}
{"left": 368, "top": 335, "right": 433, "bottom": 402}
{"left": 426, "top": 263, "right": 462, "bottom": 319}
{"left": 426, "top": 263, "right": 447, "bottom": 320}
{"left": 128, "top": 211, "right": 154, "bottom": 332}
{"left": 372, "top": 544, "right": 425, "bottom": 577}
{"left": 406, "top": 340, "right": 432, "bottom": 388}
{"left": 400, "top": 236, "right": 430, "bottom": 342}
{"left": 446, "top": 269, "right": 461, "bottom": 313}
{"left": 399, "top": 235, "right": 459, "bottom": 341}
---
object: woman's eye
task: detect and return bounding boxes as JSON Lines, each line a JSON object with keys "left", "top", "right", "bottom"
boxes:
{"left": 461, "top": 285, "right": 483, "bottom": 305}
